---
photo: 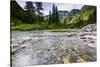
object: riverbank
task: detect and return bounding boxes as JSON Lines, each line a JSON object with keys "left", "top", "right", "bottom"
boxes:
{"left": 11, "top": 23, "right": 82, "bottom": 31}
{"left": 11, "top": 23, "right": 96, "bottom": 32}
{"left": 11, "top": 29, "right": 80, "bottom": 33}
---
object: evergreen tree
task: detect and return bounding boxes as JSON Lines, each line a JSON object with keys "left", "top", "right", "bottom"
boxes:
{"left": 48, "top": 11, "right": 52, "bottom": 25}
{"left": 11, "top": 1, "right": 28, "bottom": 25}
{"left": 51, "top": 4, "right": 60, "bottom": 24}
{"left": 24, "top": 1, "right": 35, "bottom": 24}
{"left": 52, "top": 4, "right": 56, "bottom": 23}
{"left": 55, "top": 6, "right": 60, "bottom": 24}
{"left": 35, "top": 2, "right": 44, "bottom": 23}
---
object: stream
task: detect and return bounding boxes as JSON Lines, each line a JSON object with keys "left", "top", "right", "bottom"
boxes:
{"left": 11, "top": 30, "right": 96, "bottom": 67}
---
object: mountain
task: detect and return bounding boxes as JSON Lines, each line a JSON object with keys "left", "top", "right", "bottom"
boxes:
{"left": 44, "top": 10, "right": 69, "bottom": 21}
{"left": 44, "top": 9, "right": 81, "bottom": 23}
{"left": 67, "top": 9, "right": 80, "bottom": 16}
{"left": 58, "top": 10, "right": 68, "bottom": 16}
{"left": 80, "top": 5, "right": 96, "bottom": 24}
{"left": 63, "top": 5, "right": 96, "bottom": 28}
{"left": 58, "top": 10, "right": 69, "bottom": 21}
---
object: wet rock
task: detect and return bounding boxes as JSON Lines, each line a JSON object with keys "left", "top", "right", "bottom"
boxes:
{"left": 81, "top": 29, "right": 89, "bottom": 32}
{"left": 11, "top": 48, "right": 18, "bottom": 54}
{"left": 90, "top": 40, "right": 95, "bottom": 43}
{"left": 67, "top": 33, "right": 77, "bottom": 37}
{"left": 19, "top": 39, "right": 32, "bottom": 44}
{"left": 87, "top": 37, "right": 93, "bottom": 40}
{"left": 77, "top": 56, "right": 86, "bottom": 63}
{"left": 80, "top": 37, "right": 86, "bottom": 39}
{"left": 81, "top": 24, "right": 96, "bottom": 32}
{"left": 88, "top": 44, "right": 96, "bottom": 48}
{"left": 69, "top": 55, "right": 79, "bottom": 63}
{"left": 83, "top": 40, "right": 87, "bottom": 42}
{"left": 62, "top": 56, "right": 70, "bottom": 64}
{"left": 80, "top": 55, "right": 88, "bottom": 61}
{"left": 72, "top": 48, "right": 77, "bottom": 51}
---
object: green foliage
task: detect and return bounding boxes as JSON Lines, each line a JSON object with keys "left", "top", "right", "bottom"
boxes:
{"left": 63, "top": 5, "right": 96, "bottom": 29}
{"left": 48, "top": 11, "right": 52, "bottom": 25}
{"left": 48, "top": 4, "right": 60, "bottom": 25}
{"left": 11, "top": 1, "right": 26, "bottom": 23}
{"left": 12, "top": 23, "right": 43, "bottom": 30}
{"left": 11, "top": 1, "right": 96, "bottom": 30}
{"left": 11, "top": 19, "right": 23, "bottom": 26}
{"left": 35, "top": 2, "right": 44, "bottom": 23}
{"left": 24, "top": 1, "right": 36, "bottom": 24}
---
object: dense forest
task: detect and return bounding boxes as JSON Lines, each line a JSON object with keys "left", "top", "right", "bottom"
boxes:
{"left": 10, "top": 1, "right": 96, "bottom": 30}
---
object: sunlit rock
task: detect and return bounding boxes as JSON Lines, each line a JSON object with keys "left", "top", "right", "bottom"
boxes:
{"left": 62, "top": 56, "right": 70, "bottom": 64}
{"left": 77, "top": 56, "right": 86, "bottom": 63}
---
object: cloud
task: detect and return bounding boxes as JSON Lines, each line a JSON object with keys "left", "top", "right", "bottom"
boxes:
{"left": 42, "top": 2, "right": 83, "bottom": 15}
{"left": 16, "top": 0, "right": 26, "bottom": 9}
{"left": 16, "top": 0, "right": 84, "bottom": 15}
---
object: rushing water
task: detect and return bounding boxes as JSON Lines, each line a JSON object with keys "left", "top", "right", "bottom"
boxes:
{"left": 11, "top": 31, "right": 96, "bottom": 67}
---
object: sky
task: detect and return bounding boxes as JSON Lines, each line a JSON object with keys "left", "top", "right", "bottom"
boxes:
{"left": 16, "top": 0, "right": 84, "bottom": 15}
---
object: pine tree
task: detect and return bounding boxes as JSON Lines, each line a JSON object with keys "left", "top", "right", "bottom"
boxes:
{"left": 24, "top": 1, "right": 35, "bottom": 24}
{"left": 52, "top": 4, "right": 56, "bottom": 23}
{"left": 55, "top": 6, "right": 60, "bottom": 24}
{"left": 35, "top": 2, "right": 44, "bottom": 23}
{"left": 51, "top": 4, "right": 60, "bottom": 24}
{"left": 48, "top": 11, "right": 52, "bottom": 25}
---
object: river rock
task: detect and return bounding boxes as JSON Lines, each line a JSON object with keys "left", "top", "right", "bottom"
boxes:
{"left": 62, "top": 56, "right": 70, "bottom": 64}
{"left": 81, "top": 24, "right": 96, "bottom": 32}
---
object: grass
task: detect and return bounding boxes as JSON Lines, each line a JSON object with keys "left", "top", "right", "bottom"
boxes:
{"left": 12, "top": 24, "right": 45, "bottom": 31}
{"left": 11, "top": 20, "right": 82, "bottom": 31}
{"left": 11, "top": 22, "right": 73, "bottom": 31}
{"left": 11, "top": 23, "right": 80, "bottom": 32}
